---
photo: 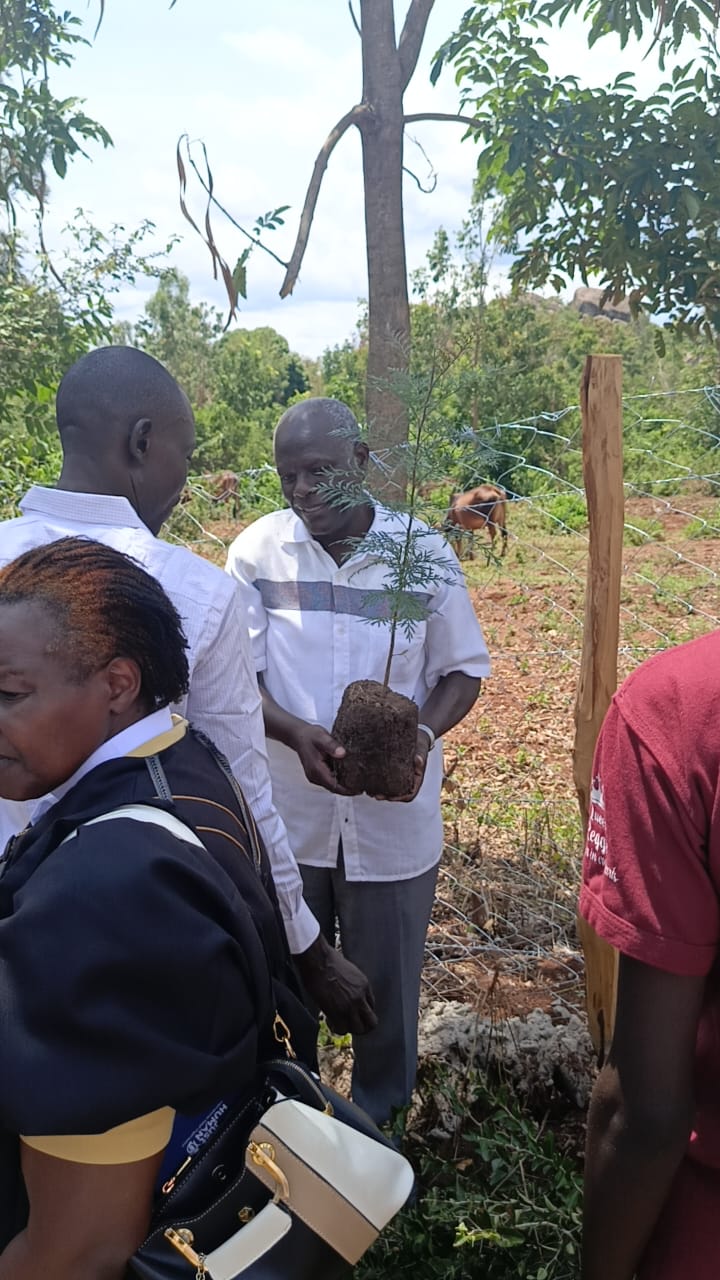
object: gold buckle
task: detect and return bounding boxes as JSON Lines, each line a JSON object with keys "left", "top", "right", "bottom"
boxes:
{"left": 249, "top": 1140, "right": 290, "bottom": 1203}
{"left": 164, "top": 1227, "right": 205, "bottom": 1273}
{"left": 273, "top": 1011, "right": 296, "bottom": 1059}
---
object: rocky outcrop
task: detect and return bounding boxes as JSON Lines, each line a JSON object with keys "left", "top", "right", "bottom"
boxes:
{"left": 572, "top": 286, "right": 632, "bottom": 322}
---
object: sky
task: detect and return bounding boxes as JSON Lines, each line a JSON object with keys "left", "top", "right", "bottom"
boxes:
{"left": 38, "top": 0, "right": 664, "bottom": 358}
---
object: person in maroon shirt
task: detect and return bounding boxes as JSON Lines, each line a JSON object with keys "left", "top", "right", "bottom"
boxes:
{"left": 580, "top": 629, "right": 720, "bottom": 1280}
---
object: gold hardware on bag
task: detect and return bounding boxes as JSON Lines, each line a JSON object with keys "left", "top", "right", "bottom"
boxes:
{"left": 162, "top": 1154, "right": 192, "bottom": 1194}
{"left": 238, "top": 1206, "right": 255, "bottom": 1223}
{"left": 164, "top": 1227, "right": 206, "bottom": 1273}
{"left": 273, "top": 1011, "right": 296, "bottom": 1059}
{"left": 249, "top": 1139, "right": 291, "bottom": 1203}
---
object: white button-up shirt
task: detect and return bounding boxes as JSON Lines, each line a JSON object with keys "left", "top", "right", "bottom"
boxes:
{"left": 226, "top": 506, "right": 490, "bottom": 880}
{"left": 0, "top": 487, "right": 317, "bottom": 951}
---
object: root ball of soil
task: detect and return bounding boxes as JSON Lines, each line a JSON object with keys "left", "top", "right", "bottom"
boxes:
{"left": 332, "top": 679, "right": 419, "bottom": 797}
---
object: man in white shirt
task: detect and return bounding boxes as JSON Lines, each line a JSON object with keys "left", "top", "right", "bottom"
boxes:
{"left": 0, "top": 347, "right": 375, "bottom": 1034}
{"left": 226, "top": 397, "right": 490, "bottom": 1124}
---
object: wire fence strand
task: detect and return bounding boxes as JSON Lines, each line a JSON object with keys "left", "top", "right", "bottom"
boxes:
{"left": 167, "top": 383, "right": 720, "bottom": 1021}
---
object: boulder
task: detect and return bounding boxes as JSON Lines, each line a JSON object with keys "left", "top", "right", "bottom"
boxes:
{"left": 572, "top": 285, "right": 632, "bottom": 322}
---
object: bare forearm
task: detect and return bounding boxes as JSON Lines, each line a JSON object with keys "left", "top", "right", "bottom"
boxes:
{"left": 583, "top": 1073, "right": 690, "bottom": 1280}
{"left": 260, "top": 683, "right": 307, "bottom": 750}
{"left": 418, "top": 672, "right": 480, "bottom": 740}
{"left": 0, "top": 1231, "right": 126, "bottom": 1280}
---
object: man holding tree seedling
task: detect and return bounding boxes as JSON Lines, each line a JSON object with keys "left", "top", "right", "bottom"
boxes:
{"left": 226, "top": 397, "right": 490, "bottom": 1126}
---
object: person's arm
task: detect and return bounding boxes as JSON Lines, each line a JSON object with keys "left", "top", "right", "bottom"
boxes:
{"left": 583, "top": 954, "right": 705, "bottom": 1280}
{"left": 190, "top": 587, "right": 375, "bottom": 1033}
{"left": 256, "top": 677, "right": 376, "bottom": 1031}
{"left": 259, "top": 679, "right": 350, "bottom": 793}
{"left": 0, "top": 1144, "right": 162, "bottom": 1280}
{"left": 184, "top": 585, "right": 321, "bottom": 950}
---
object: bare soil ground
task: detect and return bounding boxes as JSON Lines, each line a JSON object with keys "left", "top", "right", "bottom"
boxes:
{"left": 177, "top": 491, "right": 720, "bottom": 1025}
{"left": 432, "top": 492, "right": 720, "bottom": 1019}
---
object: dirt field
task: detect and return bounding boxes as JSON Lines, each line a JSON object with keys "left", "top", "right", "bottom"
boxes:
{"left": 433, "top": 493, "right": 720, "bottom": 1018}
{"left": 170, "top": 490, "right": 720, "bottom": 1023}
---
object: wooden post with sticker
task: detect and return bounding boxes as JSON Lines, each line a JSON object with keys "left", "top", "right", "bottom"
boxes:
{"left": 573, "top": 354, "right": 623, "bottom": 1061}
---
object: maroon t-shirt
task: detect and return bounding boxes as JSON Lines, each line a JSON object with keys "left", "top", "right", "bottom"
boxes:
{"left": 580, "top": 631, "right": 720, "bottom": 1277}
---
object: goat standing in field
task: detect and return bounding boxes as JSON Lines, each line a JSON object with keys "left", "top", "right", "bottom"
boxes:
{"left": 445, "top": 484, "right": 509, "bottom": 559}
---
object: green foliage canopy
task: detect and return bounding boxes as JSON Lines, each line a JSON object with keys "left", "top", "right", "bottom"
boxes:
{"left": 0, "top": 0, "right": 111, "bottom": 227}
{"left": 433, "top": 0, "right": 720, "bottom": 340}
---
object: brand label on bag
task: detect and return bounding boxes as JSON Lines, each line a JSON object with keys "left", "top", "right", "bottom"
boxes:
{"left": 184, "top": 1101, "right": 229, "bottom": 1156}
{"left": 156, "top": 1097, "right": 232, "bottom": 1190}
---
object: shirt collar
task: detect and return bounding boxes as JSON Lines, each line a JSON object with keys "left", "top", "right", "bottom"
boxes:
{"left": 30, "top": 706, "right": 175, "bottom": 824}
{"left": 20, "top": 486, "right": 148, "bottom": 531}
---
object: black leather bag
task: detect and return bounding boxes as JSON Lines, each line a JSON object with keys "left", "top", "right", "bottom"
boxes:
{"left": 128, "top": 1058, "right": 413, "bottom": 1280}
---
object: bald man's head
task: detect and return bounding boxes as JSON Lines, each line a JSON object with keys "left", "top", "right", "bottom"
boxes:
{"left": 56, "top": 346, "right": 190, "bottom": 443}
{"left": 273, "top": 397, "right": 361, "bottom": 452}
{"left": 273, "top": 397, "right": 371, "bottom": 547}
{"left": 55, "top": 346, "right": 196, "bottom": 535}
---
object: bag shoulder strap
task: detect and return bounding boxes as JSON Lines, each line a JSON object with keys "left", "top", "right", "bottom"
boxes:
{"left": 59, "top": 804, "right": 206, "bottom": 849}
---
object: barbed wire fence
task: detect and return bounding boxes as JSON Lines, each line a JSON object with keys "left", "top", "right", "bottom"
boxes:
{"left": 167, "top": 380, "right": 720, "bottom": 1031}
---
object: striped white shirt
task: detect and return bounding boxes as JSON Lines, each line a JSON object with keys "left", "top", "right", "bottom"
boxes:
{"left": 226, "top": 506, "right": 490, "bottom": 880}
{"left": 0, "top": 487, "right": 317, "bottom": 952}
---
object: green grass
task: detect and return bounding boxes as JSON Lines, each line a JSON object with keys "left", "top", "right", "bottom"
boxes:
{"left": 357, "top": 1065, "right": 582, "bottom": 1280}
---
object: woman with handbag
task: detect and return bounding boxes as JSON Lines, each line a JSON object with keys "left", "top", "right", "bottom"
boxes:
{"left": 0, "top": 538, "right": 411, "bottom": 1280}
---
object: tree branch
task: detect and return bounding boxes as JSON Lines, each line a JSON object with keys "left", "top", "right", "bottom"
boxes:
{"left": 279, "top": 104, "right": 368, "bottom": 298}
{"left": 403, "top": 111, "right": 482, "bottom": 129}
{"left": 404, "top": 132, "right": 437, "bottom": 192}
{"left": 348, "top": 0, "right": 361, "bottom": 36}
{"left": 403, "top": 164, "right": 437, "bottom": 193}
{"left": 397, "top": 0, "right": 436, "bottom": 92}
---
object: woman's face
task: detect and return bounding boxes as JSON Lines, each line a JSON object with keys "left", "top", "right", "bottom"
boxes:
{"left": 0, "top": 601, "right": 120, "bottom": 801}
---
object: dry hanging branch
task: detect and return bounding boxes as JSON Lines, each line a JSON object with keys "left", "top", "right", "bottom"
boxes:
{"left": 279, "top": 103, "right": 369, "bottom": 298}
{"left": 176, "top": 135, "right": 239, "bottom": 326}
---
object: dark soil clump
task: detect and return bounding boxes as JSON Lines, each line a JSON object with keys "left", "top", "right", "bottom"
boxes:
{"left": 332, "top": 679, "right": 419, "bottom": 797}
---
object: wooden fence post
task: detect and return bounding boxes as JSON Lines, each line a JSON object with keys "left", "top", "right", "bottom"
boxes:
{"left": 573, "top": 354, "right": 624, "bottom": 1060}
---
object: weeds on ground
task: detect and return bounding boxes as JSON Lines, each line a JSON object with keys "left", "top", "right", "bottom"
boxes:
{"left": 357, "top": 1062, "right": 582, "bottom": 1280}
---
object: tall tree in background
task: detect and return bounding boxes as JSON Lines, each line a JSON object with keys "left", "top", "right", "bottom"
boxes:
{"left": 181, "top": 1, "right": 481, "bottom": 486}
{"left": 434, "top": 0, "right": 720, "bottom": 350}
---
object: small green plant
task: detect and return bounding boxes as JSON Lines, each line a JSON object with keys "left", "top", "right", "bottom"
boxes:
{"left": 540, "top": 493, "right": 587, "bottom": 535}
{"left": 356, "top": 1065, "right": 582, "bottom": 1280}
{"left": 623, "top": 516, "right": 664, "bottom": 545}
{"left": 686, "top": 516, "right": 720, "bottom": 539}
{"left": 317, "top": 1016, "right": 352, "bottom": 1052}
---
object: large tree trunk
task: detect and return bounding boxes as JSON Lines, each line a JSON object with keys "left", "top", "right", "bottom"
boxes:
{"left": 358, "top": 0, "right": 410, "bottom": 494}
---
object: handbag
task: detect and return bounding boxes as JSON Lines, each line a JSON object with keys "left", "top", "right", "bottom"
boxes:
{"left": 72, "top": 803, "right": 416, "bottom": 1279}
{"left": 129, "top": 1057, "right": 414, "bottom": 1279}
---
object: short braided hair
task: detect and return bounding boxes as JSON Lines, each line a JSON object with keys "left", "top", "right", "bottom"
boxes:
{"left": 0, "top": 538, "right": 189, "bottom": 709}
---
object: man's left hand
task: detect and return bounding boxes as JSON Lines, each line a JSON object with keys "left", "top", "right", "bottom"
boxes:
{"left": 294, "top": 932, "right": 378, "bottom": 1036}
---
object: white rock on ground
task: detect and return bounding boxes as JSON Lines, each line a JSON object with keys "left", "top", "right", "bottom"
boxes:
{"left": 417, "top": 999, "right": 596, "bottom": 1106}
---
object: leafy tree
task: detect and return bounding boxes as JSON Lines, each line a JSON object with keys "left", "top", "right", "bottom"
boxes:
{"left": 129, "top": 267, "right": 221, "bottom": 406}
{"left": 192, "top": 400, "right": 274, "bottom": 474}
{"left": 0, "top": 1, "right": 111, "bottom": 231}
{"left": 393, "top": 206, "right": 719, "bottom": 497}
{"left": 433, "top": 0, "right": 720, "bottom": 347}
{"left": 0, "top": 214, "right": 165, "bottom": 511}
{"left": 321, "top": 338, "right": 368, "bottom": 422}
{"left": 213, "top": 326, "right": 309, "bottom": 419}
